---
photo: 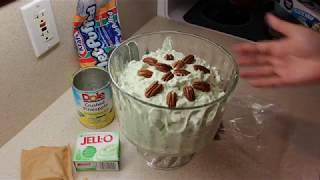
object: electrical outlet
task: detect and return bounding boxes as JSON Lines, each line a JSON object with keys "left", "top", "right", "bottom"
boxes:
{"left": 21, "top": 0, "right": 59, "bottom": 57}
{"left": 35, "top": 9, "right": 53, "bottom": 42}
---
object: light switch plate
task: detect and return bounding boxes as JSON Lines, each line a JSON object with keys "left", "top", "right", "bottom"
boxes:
{"left": 21, "top": 0, "right": 60, "bottom": 57}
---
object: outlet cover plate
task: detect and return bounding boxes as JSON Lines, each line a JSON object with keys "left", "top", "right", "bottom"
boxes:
{"left": 21, "top": 0, "right": 60, "bottom": 57}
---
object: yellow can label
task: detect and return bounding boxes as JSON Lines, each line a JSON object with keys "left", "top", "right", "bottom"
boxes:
{"left": 73, "top": 86, "right": 114, "bottom": 129}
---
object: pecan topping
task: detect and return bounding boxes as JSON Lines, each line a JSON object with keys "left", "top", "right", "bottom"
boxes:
{"left": 166, "top": 91, "right": 177, "bottom": 108}
{"left": 143, "top": 57, "right": 158, "bottom": 66}
{"left": 192, "top": 80, "right": 211, "bottom": 92}
{"left": 141, "top": 52, "right": 212, "bottom": 103}
{"left": 145, "top": 81, "right": 163, "bottom": 98}
{"left": 183, "top": 86, "right": 195, "bottom": 101}
{"left": 165, "top": 54, "right": 174, "bottom": 60}
{"left": 161, "top": 71, "right": 174, "bottom": 82}
{"left": 155, "top": 63, "right": 172, "bottom": 72}
{"left": 173, "top": 60, "right": 185, "bottom": 69}
{"left": 193, "top": 65, "right": 210, "bottom": 74}
{"left": 137, "top": 69, "right": 153, "bottom": 78}
{"left": 182, "top": 55, "right": 195, "bottom": 64}
{"left": 174, "top": 69, "right": 191, "bottom": 76}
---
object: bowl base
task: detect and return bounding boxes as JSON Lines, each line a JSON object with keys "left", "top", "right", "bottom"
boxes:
{"left": 137, "top": 147, "right": 194, "bottom": 170}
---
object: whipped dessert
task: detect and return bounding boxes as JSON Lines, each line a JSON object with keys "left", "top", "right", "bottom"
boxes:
{"left": 111, "top": 37, "right": 232, "bottom": 169}
{"left": 118, "top": 38, "right": 225, "bottom": 108}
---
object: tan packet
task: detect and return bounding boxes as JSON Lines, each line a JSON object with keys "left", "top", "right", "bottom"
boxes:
{"left": 21, "top": 145, "right": 73, "bottom": 180}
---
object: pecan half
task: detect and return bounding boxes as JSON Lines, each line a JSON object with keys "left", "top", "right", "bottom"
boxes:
{"left": 182, "top": 55, "right": 195, "bottom": 64}
{"left": 137, "top": 69, "right": 153, "bottom": 78}
{"left": 155, "top": 63, "right": 172, "bottom": 73}
{"left": 174, "top": 69, "right": 191, "bottom": 76}
{"left": 192, "top": 80, "right": 211, "bottom": 92}
{"left": 165, "top": 54, "right": 174, "bottom": 60}
{"left": 193, "top": 65, "right": 210, "bottom": 74}
{"left": 166, "top": 91, "right": 177, "bottom": 108}
{"left": 183, "top": 86, "right": 195, "bottom": 101}
{"left": 161, "top": 71, "right": 174, "bottom": 82}
{"left": 145, "top": 81, "right": 163, "bottom": 98}
{"left": 173, "top": 60, "right": 185, "bottom": 69}
{"left": 143, "top": 57, "right": 158, "bottom": 66}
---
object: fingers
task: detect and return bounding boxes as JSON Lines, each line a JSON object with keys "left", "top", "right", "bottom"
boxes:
{"left": 233, "top": 41, "right": 286, "bottom": 57}
{"left": 266, "top": 13, "right": 301, "bottom": 37}
{"left": 236, "top": 54, "right": 283, "bottom": 67}
{"left": 255, "top": 41, "right": 283, "bottom": 55}
{"left": 237, "top": 57, "right": 268, "bottom": 66}
{"left": 248, "top": 77, "right": 283, "bottom": 88}
{"left": 236, "top": 54, "right": 287, "bottom": 88}
{"left": 233, "top": 43, "right": 261, "bottom": 55}
{"left": 240, "top": 66, "right": 274, "bottom": 78}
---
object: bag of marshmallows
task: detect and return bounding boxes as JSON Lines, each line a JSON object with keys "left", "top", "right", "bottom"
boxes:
{"left": 73, "top": 0, "right": 122, "bottom": 68}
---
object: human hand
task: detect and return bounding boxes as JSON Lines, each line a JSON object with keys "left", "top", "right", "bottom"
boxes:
{"left": 233, "top": 13, "right": 320, "bottom": 87}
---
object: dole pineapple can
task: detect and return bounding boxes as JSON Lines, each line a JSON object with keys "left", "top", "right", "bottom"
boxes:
{"left": 72, "top": 67, "right": 114, "bottom": 129}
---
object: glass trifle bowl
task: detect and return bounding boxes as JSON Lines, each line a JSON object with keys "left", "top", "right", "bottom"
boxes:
{"left": 108, "top": 31, "right": 239, "bottom": 169}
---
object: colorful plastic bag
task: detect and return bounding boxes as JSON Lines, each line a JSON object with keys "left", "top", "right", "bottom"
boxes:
{"left": 73, "top": 0, "right": 122, "bottom": 68}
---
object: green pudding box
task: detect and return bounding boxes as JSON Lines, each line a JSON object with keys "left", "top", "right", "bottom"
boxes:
{"left": 73, "top": 132, "right": 120, "bottom": 171}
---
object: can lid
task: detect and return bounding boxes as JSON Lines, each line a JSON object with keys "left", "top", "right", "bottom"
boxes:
{"left": 72, "top": 67, "right": 110, "bottom": 91}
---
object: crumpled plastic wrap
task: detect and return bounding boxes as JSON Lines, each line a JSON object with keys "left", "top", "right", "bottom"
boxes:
{"left": 221, "top": 94, "right": 282, "bottom": 151}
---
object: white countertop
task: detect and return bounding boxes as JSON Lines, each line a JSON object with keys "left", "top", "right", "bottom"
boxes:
{"left": 0, "top": 89, "right": 274, "bottom": 180}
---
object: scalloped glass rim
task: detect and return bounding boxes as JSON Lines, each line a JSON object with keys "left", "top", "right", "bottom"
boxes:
{"left": 108, "top": 31, "right": 239, "bottom": 110}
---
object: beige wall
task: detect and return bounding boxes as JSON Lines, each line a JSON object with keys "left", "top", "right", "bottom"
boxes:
{"left": 0, "top": 0, "right": 156, "bottom": 146}
{"left": 118, "top": 0, "right": 157, "bottom": 39}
